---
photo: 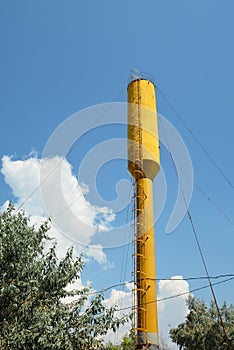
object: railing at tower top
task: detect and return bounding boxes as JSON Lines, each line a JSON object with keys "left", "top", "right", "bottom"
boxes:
{"left": 129, "top": 69, "right": 155, "bottom": 85}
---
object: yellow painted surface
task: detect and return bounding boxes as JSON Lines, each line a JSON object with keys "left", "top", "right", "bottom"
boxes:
{"left": 128, "top": 79, "right": 160, "bottom": 349}
{"left": 128, "top": 79, "right": 160, "bottom": 180}
{"left": 136, "top": 178, "right": 158, "bottom": 334}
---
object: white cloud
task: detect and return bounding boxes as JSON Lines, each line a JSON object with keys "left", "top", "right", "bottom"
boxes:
{"left": 158, "top": 276, "right": 189, "bottom": 349}
{"left": 102, "top": 277, "right": 190, "bottom": 348}
{"left": 1, "top": 156, "right": 190, "bottom": 348}
{"left": 103, "top": 283, "right": 132, "bottom": 345}
{"left": 62, "top": 279, "right": 86, "bottom": 304}
{"left": 1, "top": 155, "right": 115, "bottom": 265}
{"left": 86, "top": 244, "right": 114, "bottom": 269}
{"left": 1, "top": 155, "right": 44, "bottom": 216}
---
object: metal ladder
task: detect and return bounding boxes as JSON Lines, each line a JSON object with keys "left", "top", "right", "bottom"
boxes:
{"left": 132, "top": 80, "right": 149, "bottom": 349}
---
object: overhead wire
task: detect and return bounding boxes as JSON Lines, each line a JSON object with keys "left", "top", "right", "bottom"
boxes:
{"left": 14, "top": 82, "right": 126, "bottom": 214}
{"left": 14, "top": 80, "right": 134, "bottom": 259}
{"left": 15, "top": 158, "right": 64, "bottom": 213}
{"left": 84, "top": 273, "right": 234, "bottom": 296}
{"left": 66, "top": 277, "right": 234, "bottom": 326}
{"left": 193, "top": 181, "right": 234, "bottom": 225}
{"left": 156, "top": 84, "right": 234, "bottom": 190}
{"left": 159, "top": 115, "right": 233, "bottom": 350}
{"left": 112, "top": 180, "right": 133, "bottom": 345}
{"left": 152, "top": 77, "right": 234, "bottom": 225}
{"left": 157, "top": 114, "right": 234, "bottom": 226}
{"left": 12, "top": 77, "right": 234, "bottom": 346}
{"left": 14, "top": 79, "right": 233, "bottom": 229}
{"left": 115, "top": 276, "right": 234, "bottom": 312}
{"left": 47, "top": 81, "right": 133, "bottom": 240}
{"left": 49, "top": 149, "right": 126, "bottom": 228}
{"left": 119, "top": 186, "right": 134, "bottom": 286}
{"left": 187, "top": 212, "right": 233, "bottom": 350}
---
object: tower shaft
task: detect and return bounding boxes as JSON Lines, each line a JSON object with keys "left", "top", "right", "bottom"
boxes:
{"left": 128, "top": 78, "right": 160, "bottom": 349}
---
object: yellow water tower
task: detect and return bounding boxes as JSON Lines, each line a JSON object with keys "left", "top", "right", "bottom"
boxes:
{"left": 128, "top": 76, "right": 160, "bottom": 349}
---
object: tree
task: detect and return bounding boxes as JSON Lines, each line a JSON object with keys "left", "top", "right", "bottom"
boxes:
{"left": 170, "top": 295, "right": 234, "bottom": 349}
{"left": 104, "top": 333, "right": 134, "bottom": 349}
{"left": 0, "top": 204, "right": 128, "bottom": 349}
{"left": 104, "top": 342, "right": 119, "bottom": 350}
{"left": 120, "top": 333, "right": 134, "bottom": 350}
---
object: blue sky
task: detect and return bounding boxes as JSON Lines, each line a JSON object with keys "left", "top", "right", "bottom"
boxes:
{"left": 1, "top": 1, "right": 234, "bottom": 346}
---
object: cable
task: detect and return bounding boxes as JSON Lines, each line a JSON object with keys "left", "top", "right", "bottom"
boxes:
{"left": 159, "top": 116, "right": 233, "bottom": 349}
{"left": 158, "top": 115, "right": 234, "bottom": 226}
{"left": 194, "top": 181, "right": 234, "bottom": 225}
{"left": 115, "top": 276, "right": 234, "bottom": 312}
{"left": 119, "top": 190, "right": 133, "bottom": 286}
{"left": 113, "top": 184, "right": 133, "bottom": 345}
{"left": 156, "top": 84, "right": 234, "bottom": 190}
{"left": 65, "top": 83, "right": 126, "bottom": 158}
{"left": 14, "top": 82, "right": 126, "bottom": 214}
{"left": 148, "top": 274, "right": 234, "bottom": 281}
{"left": 187, "top": 212, "right": 233, "bottom": 350}
{"left": 84, "top": 274, "right": 234, "bottom": 296}
{"left": 49, "top": 149, "right": 126, "bottom": 227}
{"left": 15, "top": 158, "right": 64, "bottom": 213}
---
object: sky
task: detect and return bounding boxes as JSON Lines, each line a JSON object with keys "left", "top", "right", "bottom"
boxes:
{"left": 1, "top": 1, "right": 234, "bottom": 348}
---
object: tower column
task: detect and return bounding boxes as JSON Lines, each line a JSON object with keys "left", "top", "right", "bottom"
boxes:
{"left": 128, "top": 78, "right": 160, "bottom": 349}
{"left": 136, "top": 177, "right": 158, "bottom": 349}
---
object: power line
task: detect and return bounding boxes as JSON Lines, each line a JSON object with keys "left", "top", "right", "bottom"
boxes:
{"left": 158, "top": 115, "right": 234, "bottom": 226}
{"left": 14, "top": 83, "right": 126, "bottom": 214}
{"left": 85, "top": 274, "right": 234, "bottom": 296}
{"left": 156, "top": 84, "right": 234, "bottom": 190}
{"left": 194, "top": 181, "right": 234, "bottom": 225}
{"left": 159, "top": 113, "right": 233, "bottom": 349}
{"left": 49, "top": 149, "right": 126, "bottom": 227}
{"left": 15, "top": 158, "right": 64, "bottom": 213}
{"left": 111, "top": 183, "right": 133, "bottom": 344}
{"left": 187, "top": 212, "right": 233, "bottom": 350}
{"left": 115, "top": 276, "right": 234, "bottom": 312}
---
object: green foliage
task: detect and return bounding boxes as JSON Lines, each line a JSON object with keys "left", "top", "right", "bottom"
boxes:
{"left": 0, "top": 204, "right": 128, "bottom": 349}
{"left": 104, "top": 333, "right": 134, "bottom": 350}
{"left": 121, "top": 334, "right": 134, "bottom": 349}
{"left": 170, "top": 295, "right": 234, "bottom": 350}
{"left": 104, "top": 342, "right": 119, "bottom": 350}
